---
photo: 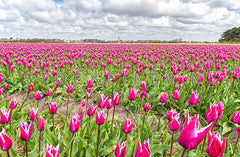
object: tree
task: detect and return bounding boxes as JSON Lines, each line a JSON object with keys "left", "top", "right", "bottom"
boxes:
{"left": 219, "top": 27, "right": 240, "bottom": 42}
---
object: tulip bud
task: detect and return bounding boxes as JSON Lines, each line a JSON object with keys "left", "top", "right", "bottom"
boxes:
{"left": 29, "top": 107, "right": 38, "bottom": 121}
{"left": 34, "top": 91, "right": 42, "bottom": 100}
{"left": 19, "top": 121, "right": 33, "bottom": 141}
{"left": 45, "top": 144, "right": 60, "bottom": 157}
{"left": 135, "top": 138, "right": 150, "bottom": 157}
{"left": 123, "top": 118, "right": 133, "bottom": 134}
{"left": 80, "top": 99, "right": 86, "bottom": 107}
{"left": 115, "top": 141, "right": 127, "bottom": 157}
{"left": 170, "top": 114, "right": 180, "bottom": 131}
{"left": 69, "top": 114, "right": 81, "bottom": 133}
{"left": 172, "top": 90, "right": 180, "bottom": 100}
{"left": 188, "top": 91, "right": 200, "bottom": 105}
{"left": 0, "top": 109, "right": 11, "bottom": 124}
{"left": 0, "top": 128, "right": 12, "bottom": 151}
{"left": 143, "top": 103, "right": 151, "bottom": 112}
{"left": 37, "top": 115, "right": 45, "bottom": 131}
{"left": 46, "top": 89, "right": 52, "bottom": 96}
{"left": 3, "top": 83, "right": 8, "bottom": 90}
{"left": 160, "top": 92, "right": 168, "bottom": 103}
{"left": 66, "top": 84, "right": 73, "bottom": 93}
{"left": 96, "top": 110, "right": 105, "bottom": 125}
{"left": 9, "top": 98, "right": 19, "bottom": 109}
{"left": 128, "top": 88, "right": 139, "bottom": 101}
{"left": 206, "top": 132, "right": 225, "bottom": 157}
{"left": 87, "top": 79, "right": 93, "bottom": 89}
{"left": 141, "top": 82, "right": 147, "bottom": 92}
{"left": 48, "top": 102, "right": 57, "bottom": 114}
{"left": 87, "top": 104, "right": 97, "bottom": 117}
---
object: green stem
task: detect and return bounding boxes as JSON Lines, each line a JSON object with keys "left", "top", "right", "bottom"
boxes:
{"left": 141, "top": 112, "right": 146, "bottom": 139}
{"left": 96, "top": 125, "right": 101, "bottom": 157}
{"left": 66, "top": 93, "right": 69, "bottom": 118}
{"left": 70, "top": 133, "right": 74, "bottom": 157}
{"left": 7, "top": 150, "right": 10, "bottom": 157}
{"left": 181, "top": 148, "right": 186, "bottom": 157}
{"left": 26, "top": 141, "right": 28, "bottom": 157}
{"left": 170, "top": 131, "right": 174, "bottom": 157}
{"left": 158, "top": 103, "right": 164, "bottom": 131}
{"left": 233, "top": 137, "right": 239, "bottom": 157}
{"left": 189, "top": 105, "right": 193, "bottom": 117}
{"left": 127, "top": 101, "right": 132, "bottom": 118}
{"left": 39, "top": 131, "right": 41, "bottom": 156}
{"left": 112, "top": 105, "right": 116, "bottom": 131}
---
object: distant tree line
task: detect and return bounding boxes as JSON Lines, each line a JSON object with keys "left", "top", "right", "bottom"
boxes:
{"left": 219, "top": 27, "right": 240, "bottom": 42}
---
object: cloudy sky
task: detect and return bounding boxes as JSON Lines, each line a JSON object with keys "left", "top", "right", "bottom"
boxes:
{"left": 0, "top": 0, "right": 240, "bottom": 41}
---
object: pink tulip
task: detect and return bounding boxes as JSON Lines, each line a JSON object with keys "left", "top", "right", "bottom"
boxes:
{"left": 45, "top": 143, "right": 60, "bottom": 157}
{"left": 0, "top": 109, "right": 11, "bottom": 124}
{"left": 141, "top": 82, "right": 147, "bottom": 92}
{"left": 9, "top": 98, "right": 19, "bottom": 109}
{"left": 78, "top": 106, "right": 85, "bottom": 120}
{"left": 3, "top": 83, "right": 8, "bottom": 90}
{"left": 140, "top": 92, "right": 149, "bottom": 101}
{"left": 112, "top": 92, "right": 121, "bottom": 105}
{"left": 69, "top": 114, "right": 81, "bottom": 133}
{"left": 34, "top": 91, "right": 42, "bottom": 100}
{"left": 86, "top": 88, "right": 92, "bottom": 98}
{"left": 206, "top": 132, "right": 225, "bottom": 157}
{"left": 46, "top": 89, "right": 52, "bottom": 96}
{"left": 123, "top": 118, "right": 133, "bottom": 134}
{"left": 19, "top": 121, "right": 33, "bottom": 141}
{"left": 0, "top": 128, "right": 12, "bottom": 151}
{"left": 29, "top": 107, "right": 38, "bottom": 121}
{"left": 172, "top": 90, "right": 180, "bottom": 100}
{"left": 135, "top": 138, "right": 150, "bottom": 157}
{"left": 205, "top": 104, "right": 218, "bottom": 123}
{"left": 128, "top": 88, "right": 139, "bottom": 100}
{"left": 48, "top": 102, "right": 57, "bottom": 114}
{"left": 98, "top": 94, "right": 109, "bottom": 108}
{"left": 80, "top": 99, "right": 86, "bottom": 107}
{"left": 87, "top": 104, "right": 97, "bottom": 117}
{"left": 143, "top": 103, "right": 151, "bottom": 112}
{"left": 166, "top": 109, "right": 178, "bottom": 121}
{"left": 231, "top": 111, "right": 240, "bottom": 124}
{"left": 237, "top": 126, "right": 240, "bottom": 138}
{"left": 178, "top": 111, "right": 213, "bottom": 150}
{"left": 87, "top": 79, "right": 93, "bottom": 88}
{"left": 66, "top": 84, "right": 73, "bottom": 93}
{"left": 106, "top": 99, "right": 112, "bottom": 109}
{"left": 96, "top": 110, "right": 105, "bottom": 125}
{"left": 188, "top": 91, "right": 200, "bottom": 105}
{"left": 170, "top": 113, "right": 180, "bottom": 131}
{"left": 215, "top": 102, "right": 224, "bottom": 119}
{"left": 159, "top": 92, "right": 168, "bottom": 103}
{"left": 115, "top": 141, "right": 127, "bottom": 157}
{"left": 37, "top": 115, "right": 45, "bottom": 131}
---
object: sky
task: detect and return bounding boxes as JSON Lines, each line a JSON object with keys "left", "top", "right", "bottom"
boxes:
{"left": 0, "top": 0, "right": 240, "bottom": 42}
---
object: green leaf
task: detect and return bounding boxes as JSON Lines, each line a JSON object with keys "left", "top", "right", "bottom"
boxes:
{"left": 222, "top": 122, "right": 233, "bottom": 135}
{"left": 150, "top": 144, "right": 170, "bottom": 155}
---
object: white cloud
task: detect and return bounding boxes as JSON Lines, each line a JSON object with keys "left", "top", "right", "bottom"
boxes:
{"left": 0, "top": 0, "right": 239, "bottom": 41}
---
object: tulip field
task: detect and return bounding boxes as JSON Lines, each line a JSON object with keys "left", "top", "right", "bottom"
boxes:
{"left": 1, "top": 43, "right": 240, "bottom": 157}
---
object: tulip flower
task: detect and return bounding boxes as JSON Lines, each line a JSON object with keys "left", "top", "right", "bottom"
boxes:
{"left": 98, "top": 94, "right": 109, "bottom": 109}
{"left": 169, "top": 113, "right": 180, "bottom": 157}
{"left": 37, "top": 115, "right": 45, "bottom": 131}
{"left": 135, "top": 138, "right": 150, "bottom": 157}
{"left": 87, "top": 79, "right": 93, "bottom": 89}
{"left": 205, "top": 104, "right": 218, "bottom": 123}
{"left": 215, "top": 101, "right": 224, "bottom": 120}
{"left": 4, "top": 83, "right": 8, "bottom": 90}
{"left": 128, "top": 88, "right": 139, "bottom": 101}
{"left": 112, "top": 92, "right": 121, "bottom": 127}
{"left": 69, "top": 114, "right": 80, "bottom": 133}
{"left": 45, "top": 144, "right": 60, "bottom": 157}
{"left": 96, "top": 110, "right": 105, "bottom": 157}
{"left": 38, "top": 115, "right": 45, "bottom": 154}
{"left": 0, "top": 128, "right": 12, "bottom": 154}
{"left": 166, "top": 109, "right": 178, "bottom": 121}
{"left": 87, "top": 104, "right": 97, "bottom": 117}
{"left": 123, "top": 118, "right": 133, "bottom": 135}
{"left": 141, "top": 81, "right": 147, "bottom": 92}
{"left": 140, "top": 92, "right": 149, "bottom": 101}
{"left": 158, "top": 92, "right": 168, "bottom": 131}
{"left": 206, "top": 131, "right": 225, "bottom": 157}
{"left": 188, "top": 91, "right": 200, "bottom": 116}
{"left": 48, "top": 102, "right": 57, "bottom": 129}
{"left": 178, "top": 111, "right": 213, "bottom": 156}
{"left": 0, "top": 109, "right": 11, "bottom": 124}
{"left": 46, "top": 89, "right": 52, "bottom": 96}
{"left": 115, "top": 141, "right": 127, "bottom": 157}
{"left": 29, "top": 107, "right": 38, "bottom": 121}
{"left": 66, "top": 84, "right": 73, "bottom": 118}
{"left": 231, "top": 111, "right": 240, "bottom": 124}
{"left": 20, "top": 121, "right": 33, "bottom": 157}
{"left": 34, "top": 91, "right": 42, "bottom": 101}
{"left": 143, "top": 103, "right": 151, "bottom": 112}
{"left": 9, "top": 98, "right": 19, "bottom": 109}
